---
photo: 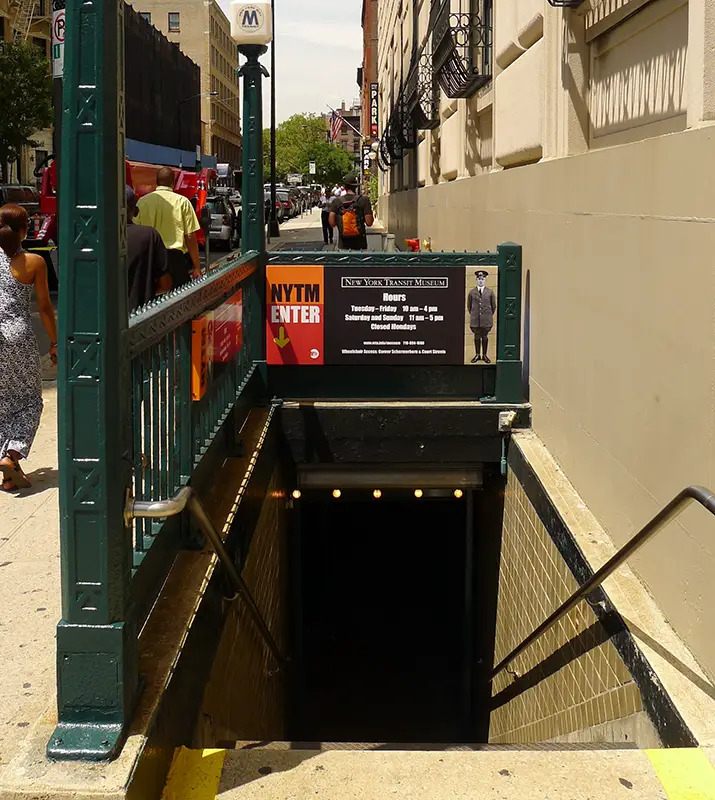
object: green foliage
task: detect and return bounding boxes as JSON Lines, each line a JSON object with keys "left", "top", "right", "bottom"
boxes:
{"left": 0, "top": 41, "right": 53, "bottom": 181}
{"left": 263, "top": 112, "right": 356, "bottom": 186}
{"left": 367, "top": 172, "right": 379, "bottom": 214}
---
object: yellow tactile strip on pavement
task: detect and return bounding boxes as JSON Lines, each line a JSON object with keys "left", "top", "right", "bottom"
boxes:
{"left": 162, "top": 747, "right": 226, "bottom": 800}
{"left": 160, "top": 746, "right": 715, "bottom": 799}
{"left": 646, "top": 749, "right": 715, "bottom": 800}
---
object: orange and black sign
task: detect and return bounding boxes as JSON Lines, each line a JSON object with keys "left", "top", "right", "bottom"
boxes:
{"left": 266, "top": 265, "right": 324, "bottom": 365}
{"left": 191, "top": 311, "right": 213, "bottom": 400}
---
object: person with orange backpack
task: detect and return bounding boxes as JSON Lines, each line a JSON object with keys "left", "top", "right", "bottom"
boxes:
{"left": 328, "top": 173, "right": 374, "bottom": 250}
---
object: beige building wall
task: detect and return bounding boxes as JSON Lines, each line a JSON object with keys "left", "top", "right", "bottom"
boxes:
{"left": 130, "top": 0, "right": 241, "bottom": 167}
{"left": 377, "top": 0, "right": 715, "bottom": 683}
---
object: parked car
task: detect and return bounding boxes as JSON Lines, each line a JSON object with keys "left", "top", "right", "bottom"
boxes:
{"left": 204, "top": 195, "right": 237, "bottom": 251}
{"left": 277, "top": 190, "right": 295, "bottom": 219}
{"left": 264, "top": 192, "right": 284, "bottom": 224}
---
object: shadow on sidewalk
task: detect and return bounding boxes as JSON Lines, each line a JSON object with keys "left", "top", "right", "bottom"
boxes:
{"left": 9, "top": 466, "right": 59, "bottom": 496}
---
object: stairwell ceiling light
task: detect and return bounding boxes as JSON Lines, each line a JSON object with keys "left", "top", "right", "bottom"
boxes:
{"left": 292, "top": 489, "right": 301, "bottom": 499}
{"left": 332, "top": 489, "right": 342, "bottom": 499}
{"left": 414, "top": 489, "right": 423, "bottom": 499}
{"left": 373, "top": 489, "right": 382, "bottom": 499}
{"left": 454, "top": 489, "right": 463, "bottom": 499}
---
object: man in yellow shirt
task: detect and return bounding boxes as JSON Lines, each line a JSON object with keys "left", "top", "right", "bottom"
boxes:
{"left": 136, "top": 166, "right": 201, "bottom": 287}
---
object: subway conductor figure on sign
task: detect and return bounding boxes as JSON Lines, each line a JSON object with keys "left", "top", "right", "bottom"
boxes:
{"left": 467, "top": 270, "right": 496, "bottom": 363}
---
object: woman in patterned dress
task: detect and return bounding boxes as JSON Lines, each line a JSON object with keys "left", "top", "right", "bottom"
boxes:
{"left": 0, "top": 204, "right": 57, "bottom": 491}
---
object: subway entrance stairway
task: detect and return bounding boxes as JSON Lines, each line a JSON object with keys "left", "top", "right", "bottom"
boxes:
{"left": 152, "top": 401, "right": 715, "bottom": 800}
{"left": 4, "top": 242, "right": 714, "bottom": 799}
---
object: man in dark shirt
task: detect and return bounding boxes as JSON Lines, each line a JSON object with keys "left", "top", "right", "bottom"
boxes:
{"left": 328, "top": 173, "right": 374, "bottom": 250}
{"left": 126, "top": 186, "right": 171, "bottom": 310}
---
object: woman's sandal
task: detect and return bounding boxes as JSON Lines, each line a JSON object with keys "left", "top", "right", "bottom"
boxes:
{"left": 0, "top": 455, "right": 31, "bottom": 489}
{"left": 1, "top": 479, "right": 17, "bottom": 492}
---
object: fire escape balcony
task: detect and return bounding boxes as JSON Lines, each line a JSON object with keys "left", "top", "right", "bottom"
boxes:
{"left": 432, "top": 0, "right": 492, "bottom": 99}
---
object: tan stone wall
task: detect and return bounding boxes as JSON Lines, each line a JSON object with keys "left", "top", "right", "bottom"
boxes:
{"left": 490, "top": 468, "right": 644, "bottom": 744}
{"left": 193, "top": 464, "right": 290, "bottom": 746}
{"left": 381, "top": 121, "right": 715, "bottom": 682}
{"left": 376, "top": 0, "right": 715, "bottom": 683}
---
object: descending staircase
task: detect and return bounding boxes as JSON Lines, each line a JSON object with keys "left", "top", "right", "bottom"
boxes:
{"left": 162, "top": 742, "right": 715, "bottom": 799}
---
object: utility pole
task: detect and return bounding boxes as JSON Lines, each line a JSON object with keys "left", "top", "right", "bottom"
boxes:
{"left": 268, "top": 0, "right": 280, "bottom": 239}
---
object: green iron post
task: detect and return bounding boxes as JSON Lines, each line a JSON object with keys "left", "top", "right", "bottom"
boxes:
{"left": 238, "top": 44, "right": 268, "bottom": 364}
{"left": 48, "top": 0, "right": 137, "bottom": 761}
{"left": 238, "top": 44, "right": 268, "bottom": 255}
{"left": 495, "top": 243, "right": 523, "bottom": 404}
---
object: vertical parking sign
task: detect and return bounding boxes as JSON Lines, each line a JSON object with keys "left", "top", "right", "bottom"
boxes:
{"left": 51, "top": 0, "right": 66, "bottom": 79}
{"left": 369, "top": 83, "right": 379, "bottom": 138}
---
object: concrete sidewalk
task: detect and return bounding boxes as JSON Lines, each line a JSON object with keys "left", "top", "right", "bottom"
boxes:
{"left": 266, "top": 207, "right": 386, "bottom": 252}
{"left": 0, "top": 382, "right": 60, "bottom": 772}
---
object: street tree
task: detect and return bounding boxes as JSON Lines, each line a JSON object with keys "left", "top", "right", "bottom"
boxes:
{"left": 0, "top": 41, "right": 53, "bottom": 183}
{"left": 263, "top": 112, "right": 356, "bottom": 185}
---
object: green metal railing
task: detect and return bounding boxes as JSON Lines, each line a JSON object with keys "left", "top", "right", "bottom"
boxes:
{"left": 127, "top": 255, "right": 260, "bottom": 573}
{"left": 126, "top": 257, "right": 258, "bottom": 572}
{"left": 51, "top": 250, "right": 261, "bottom": 762}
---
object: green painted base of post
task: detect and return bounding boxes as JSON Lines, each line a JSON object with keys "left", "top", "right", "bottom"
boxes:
{"left": 495, "top": 360, "right": 523, "bottom": 404}
{"left": 47, "top": 621, "right": 139, "bottom": 761}
{"left": 494, "top": 242, "right": 523, "bottom": 404}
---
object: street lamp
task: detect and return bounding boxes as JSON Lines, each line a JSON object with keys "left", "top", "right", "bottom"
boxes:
{"left": 178, "top": 90, "right": 219, "bottom": 169}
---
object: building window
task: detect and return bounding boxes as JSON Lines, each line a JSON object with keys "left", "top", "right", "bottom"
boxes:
{"left": 139, "top": 11, "right": 151, "bottom": 23}
{"left": 168, "top": 12, "right": 180, "bottom": 32}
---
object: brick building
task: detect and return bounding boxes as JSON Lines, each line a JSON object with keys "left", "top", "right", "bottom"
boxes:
{"left": 130, "top": 0, "right": 241, "bottom": 169}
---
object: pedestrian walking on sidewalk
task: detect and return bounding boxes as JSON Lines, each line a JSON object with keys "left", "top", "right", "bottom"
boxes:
{"left": 136, "top": 167, "right": 201, "bottom": 288}
{"left": 0, "top": 204, "right": 58, "bottom": 491}
{"left": 320, "top": 189, "right": 333, "bottom": 245}
{"left": 329, "top": 173, "right": 374, "bottom": 250}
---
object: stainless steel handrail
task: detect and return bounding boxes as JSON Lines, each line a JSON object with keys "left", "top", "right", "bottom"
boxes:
{"left": 491, "top": 484, "right": 715, "bottom": 681}
{"left": 126, "top": 486, "right": 287, "bottom": 667}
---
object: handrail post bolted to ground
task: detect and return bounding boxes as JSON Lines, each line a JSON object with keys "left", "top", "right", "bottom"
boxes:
{"left": 48, "top": 0, "right": 138, "bottom": 761}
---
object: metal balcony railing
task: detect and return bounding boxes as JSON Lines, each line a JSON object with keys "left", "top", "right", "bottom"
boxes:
{"left": 406, "top": 42, "right": 439, "bottom": 130}
{"left": 433, "top": 0, "right": 492, "bottom": 98}
{"left": 397, "top": 91, "right": 417, "bottom": 149}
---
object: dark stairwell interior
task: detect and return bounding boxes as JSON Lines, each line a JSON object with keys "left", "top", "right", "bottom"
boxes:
{"left": 288, "top": 481, "right": 504, "bottom": 745}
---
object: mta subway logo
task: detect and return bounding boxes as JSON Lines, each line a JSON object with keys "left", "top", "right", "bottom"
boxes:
{"left": 239, "top": 5, "right": 263, "bottom": 30}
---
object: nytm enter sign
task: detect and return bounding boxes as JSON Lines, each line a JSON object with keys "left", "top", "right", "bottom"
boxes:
{"left": 266, "top": 265, "right": 324, "bottom": 365}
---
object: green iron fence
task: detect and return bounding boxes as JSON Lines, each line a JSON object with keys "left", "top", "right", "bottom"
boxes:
{"left": 127, "top": 254, "right": 260, "bottom": 573}
{"left": 50, "top": 251, "right": 261, "bottom": 761}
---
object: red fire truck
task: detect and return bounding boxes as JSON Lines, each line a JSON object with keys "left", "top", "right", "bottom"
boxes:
{"left": 33, "top": 155, "right": 216, "bottom": 282}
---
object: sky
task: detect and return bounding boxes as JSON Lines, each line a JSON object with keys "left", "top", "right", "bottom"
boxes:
{"left": 218, "top": 0, "right": 364, "bottom": 124}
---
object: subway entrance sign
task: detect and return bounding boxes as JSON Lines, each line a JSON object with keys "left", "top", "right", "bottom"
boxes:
{"left": 266, "top": 261, "right": 505, "bottom": 367}
{"left": 266, "top": 265, "right": 325, "bottom": 364}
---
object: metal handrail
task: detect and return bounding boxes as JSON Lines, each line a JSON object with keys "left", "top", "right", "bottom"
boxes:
{"left": 126, "top": 486, "right": 288, "bottom": 668}
{"left": 491, "top": 485, "right": 715, "bottom": 680}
